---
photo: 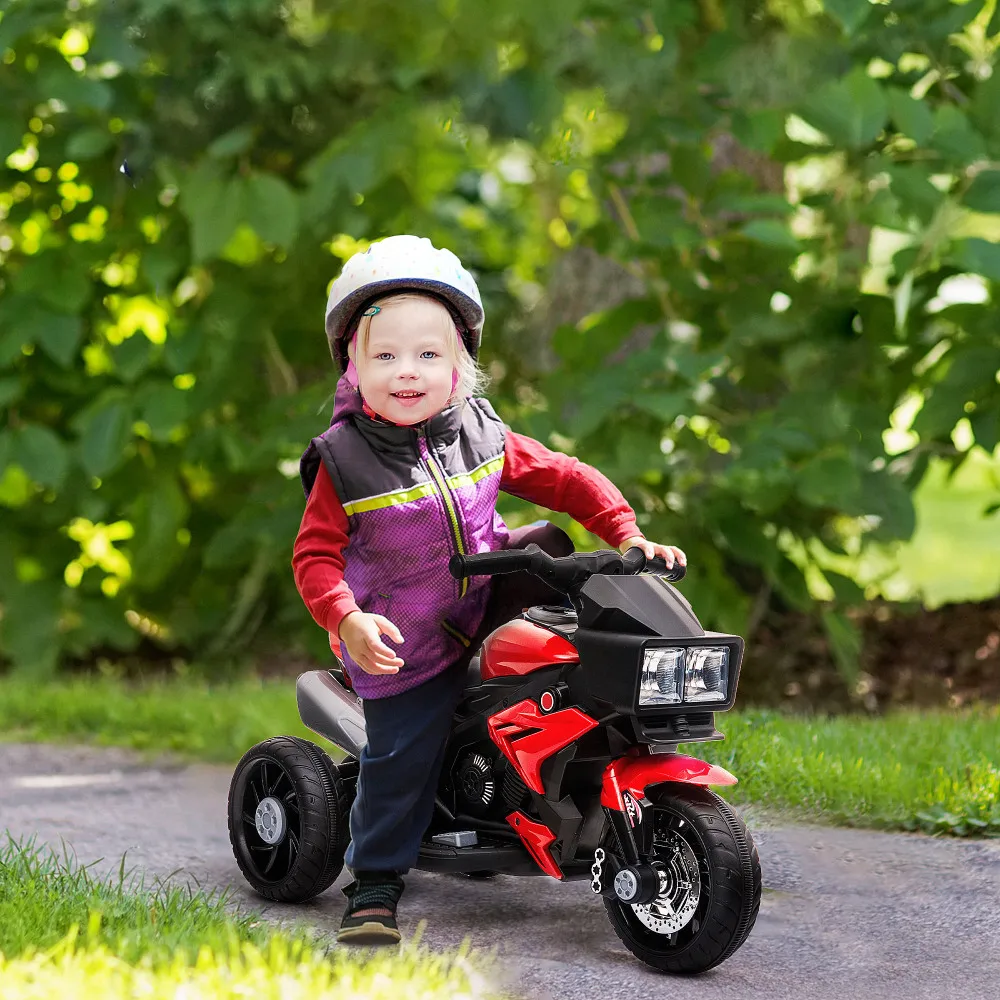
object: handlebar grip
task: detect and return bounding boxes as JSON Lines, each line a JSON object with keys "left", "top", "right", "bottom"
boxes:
{"left": 448, "top": 545, "right": 541, "bottom": 580}
{"left": 646, "top": 555, "right": 687, "bottom": 582}
{"left": 622, "top": 547, "right": 687, "bottom": 582}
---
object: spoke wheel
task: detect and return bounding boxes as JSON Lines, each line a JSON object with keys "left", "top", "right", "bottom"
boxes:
{"left": 602, "top": 784, "right": 761, "bottom": 974}
{"left": 228, "top": 736, "right": 353, "bottom": 903}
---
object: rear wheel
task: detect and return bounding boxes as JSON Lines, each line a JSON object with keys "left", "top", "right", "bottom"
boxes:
{"left": 602, "top": 784, "right": 761, "bottom": 974}
{"left": 228, "top": 736, "right": 353, "bottom": 902}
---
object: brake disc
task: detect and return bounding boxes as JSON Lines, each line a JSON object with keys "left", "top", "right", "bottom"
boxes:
{"left": 631, "top": 828, "right": 702, "bottom": 935}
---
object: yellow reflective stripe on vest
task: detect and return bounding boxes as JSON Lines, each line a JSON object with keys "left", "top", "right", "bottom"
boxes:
{"left": 342, "top": 482, "right": 436, "bottom": 516}
{"left": 445, "top": 454, "right": 504, "bottom": 492}
{"left": 442, "top": 620, "right": 472, "bottom": 648}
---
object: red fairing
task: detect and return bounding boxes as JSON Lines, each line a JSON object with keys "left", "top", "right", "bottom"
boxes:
{"left": 507, "top": 810, "right": 562, "bottom": 879}
{"left": 601, "top": 753, "right": 738, "bottom": 810}
{"left": 480, "top": 619, "right": 579, "bottom": 680}
{"left": 488, "top": 699, "right": 597, "bottom": 795}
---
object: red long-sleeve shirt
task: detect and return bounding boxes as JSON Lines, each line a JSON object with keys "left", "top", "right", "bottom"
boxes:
{"left": 292, "top": 429, "right": 641, "bottom": 642}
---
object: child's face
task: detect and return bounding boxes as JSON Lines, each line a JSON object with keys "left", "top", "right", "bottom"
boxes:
{"left": 355, "top": 297, "right": 457, "bottom": 425}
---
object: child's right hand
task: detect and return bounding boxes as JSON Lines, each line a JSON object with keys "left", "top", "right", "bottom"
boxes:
{"left": 338, "top": 611, "right": 405, "bottom": 675}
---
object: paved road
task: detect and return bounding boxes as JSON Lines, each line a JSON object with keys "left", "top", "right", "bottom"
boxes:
{"left": 2, "top": 741, "right": 999, "bottom": 1000}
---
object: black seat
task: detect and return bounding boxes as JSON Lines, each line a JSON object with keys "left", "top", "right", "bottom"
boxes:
{"left": 465, "top": 654, "right": 482, "bottom": 691}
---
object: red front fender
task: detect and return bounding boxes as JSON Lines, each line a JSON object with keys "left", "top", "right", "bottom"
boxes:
{"left": 601, "top": 752, "right": 737, "bottom": 810}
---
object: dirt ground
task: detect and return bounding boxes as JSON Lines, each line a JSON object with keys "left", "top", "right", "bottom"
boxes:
{"left": 739, "top": 597, "right": 1000, "bottom": 712}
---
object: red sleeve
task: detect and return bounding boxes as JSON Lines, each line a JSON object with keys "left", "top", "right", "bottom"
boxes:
{"left": 500, "top": 429, "right": 641, "bottom": 548}
{"left": 291, "top": 464, "right": 361, "bottom": 643}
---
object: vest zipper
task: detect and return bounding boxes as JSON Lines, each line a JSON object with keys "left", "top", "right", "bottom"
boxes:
{"left": 418, "top": 427, "right": 469, "bottom": 598}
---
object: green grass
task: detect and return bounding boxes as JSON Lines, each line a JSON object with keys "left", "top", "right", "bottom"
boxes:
{"left": 0, "top": 837, "right": 492, "bottom": 999}
{"left": 1, "top": 675, "right": 997, "bottom": 837}
{"left": 698, "top": 708, "right": 1000, "bottom": 837}
{"left": 0, "top": 673, "right": 336, "bottom": 764}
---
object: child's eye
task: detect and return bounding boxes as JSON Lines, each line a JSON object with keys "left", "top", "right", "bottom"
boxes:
{"left": 421, "top": 351, "right": 438, "bottom": 359}
{"left": 375, "top": 352, "right": 394, "bottom": 361}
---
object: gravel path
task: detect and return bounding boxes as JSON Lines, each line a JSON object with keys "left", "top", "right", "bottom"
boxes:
{"left": 2, "top": 741, "right": 999, "bottom": 999}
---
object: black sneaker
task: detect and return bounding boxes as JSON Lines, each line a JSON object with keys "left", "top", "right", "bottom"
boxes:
{"left": 337, "top": 872, "right": 405, "bottom": 945}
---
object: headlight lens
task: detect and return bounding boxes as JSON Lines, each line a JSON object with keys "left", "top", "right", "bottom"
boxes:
{"left": 639, "top": 647, "right": 684, "bottom": 706}
{"left": 638, "top": 645, "right": 731, "bottom": 706}
{"left": 684, "top": 646, "right": 730, "bottom": 703}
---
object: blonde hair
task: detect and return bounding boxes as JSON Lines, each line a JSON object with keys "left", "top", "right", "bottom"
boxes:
{"left": 352, "top": 292, "right": 490, "bottom": 404}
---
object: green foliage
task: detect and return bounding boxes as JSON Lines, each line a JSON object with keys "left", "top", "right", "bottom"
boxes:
{"left": 1, "top": 0, "right": 999, "bottom": 674}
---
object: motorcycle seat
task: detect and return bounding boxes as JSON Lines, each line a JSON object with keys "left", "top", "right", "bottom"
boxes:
{"left": 465, "top": 654, "right": 482, "bottom": 692}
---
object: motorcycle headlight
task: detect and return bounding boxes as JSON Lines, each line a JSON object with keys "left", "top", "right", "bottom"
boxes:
{"left": 638, "top": 647, "right": 684, "bottom": 706}
{"left": 684, "top": 646, "right": 730, "bottom": 703}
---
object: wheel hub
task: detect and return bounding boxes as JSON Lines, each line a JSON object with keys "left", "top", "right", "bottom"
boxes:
{"left": 631, "top": 831, "right": 702, "bottom": 935}
{"left": 254, "top": 795, "right": 287, "bottom": 845}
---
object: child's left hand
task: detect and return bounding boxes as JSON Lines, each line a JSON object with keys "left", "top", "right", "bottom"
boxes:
{"left": 618, "top": 535, "right": 686, "bottom": 570}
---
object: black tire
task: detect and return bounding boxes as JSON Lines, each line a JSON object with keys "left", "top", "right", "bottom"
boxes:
{"left": 228, "top": 736, "right": 353, "bottom": 903}
{"left": 603, "top": 784, "right": 761, "bottom": 975}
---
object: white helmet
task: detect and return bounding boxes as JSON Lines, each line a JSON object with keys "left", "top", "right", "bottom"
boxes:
{"left": 324, "top": 235, "right": 485, "bottom": 370}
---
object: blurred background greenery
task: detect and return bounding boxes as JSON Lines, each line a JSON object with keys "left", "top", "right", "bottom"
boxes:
{"left": 1, "top": 0, "right": 999, "bottom": 713}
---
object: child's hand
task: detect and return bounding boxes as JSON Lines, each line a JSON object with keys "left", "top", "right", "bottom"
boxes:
{"left": 338, "top": 611, "right": 405, "bottom": 675}
{"left": 618, "top": 535, "right": 687, "bottom": 570}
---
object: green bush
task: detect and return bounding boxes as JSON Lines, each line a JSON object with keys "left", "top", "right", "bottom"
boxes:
{"left": 2, "top": 0, "right": 999, "bottom": 676}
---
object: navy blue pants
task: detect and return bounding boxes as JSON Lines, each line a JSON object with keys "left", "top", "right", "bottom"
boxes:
{"left": 344, "top": 521, "right": 574, "bottom": 875}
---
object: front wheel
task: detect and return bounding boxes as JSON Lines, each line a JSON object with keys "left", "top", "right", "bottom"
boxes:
{"left": 228, "top": 736, "right": 353, "bottom": 902}
{"left": 602, "top": 784, "right": 761, "bottom": 974}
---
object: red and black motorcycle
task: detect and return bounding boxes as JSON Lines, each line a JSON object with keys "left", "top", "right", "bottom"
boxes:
{"left": 228, "top": 546, "right": 761, "bottom": 974}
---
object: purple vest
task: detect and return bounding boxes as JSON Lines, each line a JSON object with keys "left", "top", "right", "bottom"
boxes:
{"left": 300, "top": 377, "right": 510, "bottom": 698}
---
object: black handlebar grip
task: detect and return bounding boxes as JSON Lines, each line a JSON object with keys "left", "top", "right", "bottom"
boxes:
{"left": 646, "top": 555, "right": 687, "bottom": 582}
{"left": 448, "top": 547, "right": 539, "bottom": 580}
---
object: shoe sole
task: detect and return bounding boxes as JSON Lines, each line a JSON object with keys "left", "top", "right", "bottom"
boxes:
{"left": 337, "top": 921, "right": 402, "bottom": 946}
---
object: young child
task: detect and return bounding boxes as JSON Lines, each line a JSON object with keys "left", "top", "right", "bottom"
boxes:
{"left": 293, "top": 235, "right": 685, "bottom": 944}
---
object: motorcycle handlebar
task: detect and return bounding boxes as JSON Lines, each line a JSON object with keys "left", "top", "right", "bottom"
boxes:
{"left": 448, "top": 544, "right": 686, "bottom": 584}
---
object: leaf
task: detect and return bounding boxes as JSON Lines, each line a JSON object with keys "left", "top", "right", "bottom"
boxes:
{"left": 970, "top": 409, "right": 999, "bottom": 454}
{"left": 66, "top": 127, "right": 114, "bottom": 160}
{"left": 13, "top": 425, "right": 69, "bottom": 491}
{"left": 632, "top": 391, "right": 687, "bottom": 423}
{"left": 859, "top": 471, "right": 915, "bottom": 542}
{"left": 77, "top": 398, "right": 133, "bottom": 478}
{"left": 824, "top": 0, "right": 873, "bottom": 35}
{"left": 887, "top": 89, "right": 934, "bottom": 145}
{"left": 33, "top": 313, "right": 84, "bottom": 368}
{"left": 889, "top": 165, "right": 941, "bottom": 223}
{"left": 208, "top": 125, "right": 256, "bottom": 158}
{"left": 963, "top": 171, "right": 1000, "bottom": 214}
{"left": 140, "top": 383, "right": 190, "bottom": 441}
{"left": 129, "top": 476, "right": 190, "bottom": 589}
{"left": 823, "top": 570, "right": 866, "bottom": 605}
{"left": 950, "top": 239, "right": 1000, "bottom": 281}
{"left": 740, "top": 219, "right": 800, "bottom": 250}
{"left": 0, "top": 117, "right": 23, "bottom": 159}
{"left": 13, "top": 254, "right": 92, "bottom": 314}
{"left": 800, "top": 68, "right": 888, "bottom": 148}
{"left": 929, "top": 106, "right": 986, "bottom": 165}
{"left": 142, "top": 244, "right": 185, "bottom": 293}
{"left": 112, "top": 334, "right": 153, "bottom": 383}
{"left": 772, "top": 555, "right": 812, "bottom": 612}
{"left": 796, "top": 454, "right": 862, "bottom": 509}
{"left": 821, "top": 609, "right": 862, "bottom": 685}
{"left": 0, "top": 376, "right": 22, "bottom": 409}
{"left": 0, "top": 580, "right": 63, "bottom": 678}
{"left": 244, "top": 173, "right": 300, "bottom": 248}
{"left": 180, "top": 162, "right": 245, "bottom": 262}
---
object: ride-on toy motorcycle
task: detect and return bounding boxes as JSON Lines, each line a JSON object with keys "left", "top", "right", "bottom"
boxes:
{"left": 228, "top": 546, "right": 761, "bottom": 974}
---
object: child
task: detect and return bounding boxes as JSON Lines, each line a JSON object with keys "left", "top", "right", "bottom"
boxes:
{"left": 293, "top": 235, "right": 685, "bottom": 944}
